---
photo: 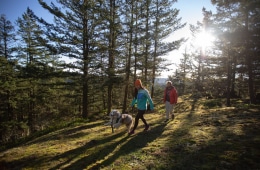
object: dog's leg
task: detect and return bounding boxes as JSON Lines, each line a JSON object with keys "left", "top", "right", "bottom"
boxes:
{"left": 129, "top": 121, "right": 133, "bottom": 133}
{"left": 104, "top": 116, "right": 113, "bottom": 126}
{"left": 104, "top": 122, "right": 112, "bottom": 126}
{"left": 113, "top": 122, "right": 121, "bottom": 129}
{"left": 126, "top": 121, "right": 133, "bottom": 133}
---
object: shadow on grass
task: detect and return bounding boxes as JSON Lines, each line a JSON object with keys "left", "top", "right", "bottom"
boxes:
{"left": 162, "top": 100, "right": 260, "bottom": 169}
{"left": 49, "top": 130, "right": 127, "bottom": 170}
{"left": 3, "top": 100, "right": 259, "bottom": 170}
{"left": 61, "top": 122, "right": 167, "bottom": 169}
{"left": 25, "top": 121, "right": 104, "bottom": 145}
{"left": 2, "top": 130, "right": 121, "bottom": 170}
{"left": 166, "top": 130, "right": 260, "bottom": 169}
{"left": 0, "top": 120, "right": 103, "bottom": 152}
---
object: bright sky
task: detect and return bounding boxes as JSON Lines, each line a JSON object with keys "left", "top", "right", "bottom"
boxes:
{"left": 0, "top": 0, "right": 216, "bottom": 78}
{"left": 161, "top": 0, "right": 216, "bottom": 78}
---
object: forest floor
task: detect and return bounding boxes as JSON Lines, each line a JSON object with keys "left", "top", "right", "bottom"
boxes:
{"left": 0, "top": 96, "right": 260, "bottom": 170}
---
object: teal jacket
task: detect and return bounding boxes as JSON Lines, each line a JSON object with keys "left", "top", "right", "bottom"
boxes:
{"left": 131, "top": 88, "right": 154, "bottom": 111}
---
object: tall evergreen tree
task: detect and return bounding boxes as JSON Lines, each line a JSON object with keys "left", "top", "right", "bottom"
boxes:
{"left": 178, "top": 48, "right": 193, "bottom": 94}
{"left": 0, "top": 15, "right": 16, "bottom": 122}
{"left": 16, "top": 8, "right": 50, "bottom": 132}
{"left": 106, "top": 0, "right": 122, "bottom": 114}
{"left": 38, "top": 0, "right": 116, "bottom": 118}
{"left": 0, "top": 15, "right": 16, "bottom": 60}
{"left": 121, "top": 0, "right": 136, "bottom": 113}
{"left": 211, "top": 0, "right": 260, "bottom": 104}
{"left": 150, "top": 0, "right": 185, "bottom": 97}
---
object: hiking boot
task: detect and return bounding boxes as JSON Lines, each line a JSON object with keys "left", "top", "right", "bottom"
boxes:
{"left": 128, "top": 130, "right": 135, "bottom": 135}
{"left": 171, "top": 114, "right": 175, "bottom": 120}
{"left": 164, "top": 119, "right": 169, "bottom": 123}
{"left": 144, "top": 125, "right": 150, "bottom": 131}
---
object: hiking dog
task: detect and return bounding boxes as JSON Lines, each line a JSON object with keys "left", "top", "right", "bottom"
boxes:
{"left": 104, "top": 110, "right": 133, "bottom": 133}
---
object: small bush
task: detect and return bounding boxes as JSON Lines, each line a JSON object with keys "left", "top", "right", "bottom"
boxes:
{"left": 203, "top": 99, "right": 222, "bottom": 108}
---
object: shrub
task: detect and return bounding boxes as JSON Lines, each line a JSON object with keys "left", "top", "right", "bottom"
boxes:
{"left": 203, "top": 99, "right": 222, "bottom": 108}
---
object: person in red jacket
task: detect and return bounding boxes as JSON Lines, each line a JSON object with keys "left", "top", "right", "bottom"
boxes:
{"left": 163, "top": 81, "right": 178, "bottom": 122}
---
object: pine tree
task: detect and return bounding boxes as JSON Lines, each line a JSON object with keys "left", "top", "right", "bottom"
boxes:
{"left": 0, "top": 14, "right": 16, "bottom": 60}
{"left": 38, "top": 0, "right": 121, "bottom": 117}
{"left": 150, "top": 0, "right": 185, "bottom": 97}
{"left": 16, "top": 8, "right": 54, "bottom": 132}
{"left": 178, "top": 48, "right": 193, "bottom": 94}
{"left": 211, "top": 0, "right": 260, "bottom": 104}
{"left": 0, "top": 15, "right": 16, "bottom": 121}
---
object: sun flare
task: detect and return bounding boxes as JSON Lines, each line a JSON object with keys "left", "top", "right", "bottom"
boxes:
{"left": 194, "top": 31, "right": 215, "bottom": 49}
{"left": 193, "top": 30, "right": 215, "bottom": 56}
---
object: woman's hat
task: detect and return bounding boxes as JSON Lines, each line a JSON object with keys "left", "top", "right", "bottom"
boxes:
{"left": 135, "top": 79, "right": 142, "bottom": 86}
{"left": 166, "top": 81, "right": 172, "bottom": 85}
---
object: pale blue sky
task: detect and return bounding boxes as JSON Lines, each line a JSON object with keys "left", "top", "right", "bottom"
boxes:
{"left": 0, "top": 0, "right": 215, "bottom": 26}
{"left": 0, "top": 0, "right": 216, "bottom": 77}
{"left": 0, "top": 0, "right": 53, "bottom": 23}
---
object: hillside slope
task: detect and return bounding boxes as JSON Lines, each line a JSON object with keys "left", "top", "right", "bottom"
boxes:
{"left": 0, "top": 97, "right": 260, "bottom": 170}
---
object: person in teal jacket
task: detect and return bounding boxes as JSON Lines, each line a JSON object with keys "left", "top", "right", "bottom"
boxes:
{"left": 129, "top": 79, "right": 154, "bottom": 135}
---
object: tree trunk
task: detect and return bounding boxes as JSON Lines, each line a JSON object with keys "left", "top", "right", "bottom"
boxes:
{"left": 245, "top": 8, "right": 255, "bottom": 104}
{"left": 107, "top": 0, "right": 116, "bottom": 114}
{"left": 226, "top": 48, "right": 231, "bottom": 107}
{"left": 144, "top": 0, "right": 150, "bottom": 85}
{"left": 82, "top": 11, "right": 89, "bottom": 119}
{"left": 82, "top": 71, "right": 88, "bottom": 118}
{"left": 123, "top": 1, "right": 134, "bottom": 113}
{"left": 247, "top": 58, "right": 255, "bottom": 104}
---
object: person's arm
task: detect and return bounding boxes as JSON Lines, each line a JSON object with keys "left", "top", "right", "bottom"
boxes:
{"left": 163, "top": 89, "right": 166, "bottom": 103}
{"left": 175, "top": 92, "right": 178, "bottom": 104}
{"left": 145, "top": 90, "right": 154, "bottom": 110}
{"left": 130, "top": 97, "right": 137, "bottom": 107}
{"left": 173, "top": 88, "right": 178, "bottom": 104}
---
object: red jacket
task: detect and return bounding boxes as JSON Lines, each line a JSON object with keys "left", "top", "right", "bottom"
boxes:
{"left": 163, "top": 86, "right": 178, "bottom": 104}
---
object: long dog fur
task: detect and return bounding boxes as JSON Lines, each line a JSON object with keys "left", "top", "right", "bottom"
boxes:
{"left": 104, "top": 110, "right": 133, "bottom": 133}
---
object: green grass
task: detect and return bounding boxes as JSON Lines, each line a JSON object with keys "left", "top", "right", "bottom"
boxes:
{"left": 0, "top": 97, "right": 259, "bottom": 170}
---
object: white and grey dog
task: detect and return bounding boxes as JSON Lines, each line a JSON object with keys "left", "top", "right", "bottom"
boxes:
{"left": 104, "top": 110, "right": 133, "bottom": 133}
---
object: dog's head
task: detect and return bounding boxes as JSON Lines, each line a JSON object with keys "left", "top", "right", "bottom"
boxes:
{"left": 109, "top": 110, "right": 121, "bottom": 123}
{"left": 120, "top": 114, "right": 133, "bottom": 124}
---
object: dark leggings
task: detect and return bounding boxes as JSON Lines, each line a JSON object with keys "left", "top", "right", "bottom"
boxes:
{"left": 132, "top": 109, "right": 148, "bottom": 131}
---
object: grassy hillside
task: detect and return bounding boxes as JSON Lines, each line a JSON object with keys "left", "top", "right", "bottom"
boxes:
{"left": 0, "top": 96, "right": 259, "bottom": 170}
